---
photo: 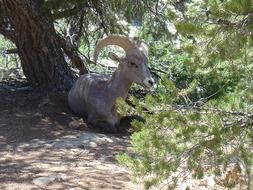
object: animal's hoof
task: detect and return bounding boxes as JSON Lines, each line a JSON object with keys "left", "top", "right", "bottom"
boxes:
{"left": 103, "top": 125, "right": 118, "bottom": 133}
{"left": 95, "top": 121, "right": 118, "bottom": 133}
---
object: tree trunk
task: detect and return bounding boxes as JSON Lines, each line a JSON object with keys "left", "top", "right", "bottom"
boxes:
{"left": 2, "top": 0, "right": 79, "bottom": 91}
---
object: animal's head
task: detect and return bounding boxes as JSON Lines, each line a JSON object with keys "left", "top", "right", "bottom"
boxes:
{"left": 93, "top": 35, "right": 155, "bottom": 89}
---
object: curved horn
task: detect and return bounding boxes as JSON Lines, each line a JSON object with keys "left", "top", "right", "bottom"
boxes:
{"left": 93, "top": 35, "right": 135, "bottom": 63}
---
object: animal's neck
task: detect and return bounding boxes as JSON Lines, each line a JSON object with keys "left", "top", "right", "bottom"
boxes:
{"left": 109, "top": 68, "right": 132, "bottom": 100}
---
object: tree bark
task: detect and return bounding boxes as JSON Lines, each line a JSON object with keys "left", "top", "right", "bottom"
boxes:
{"left": 2, "top": 0, "right": 80, "bottom": 91}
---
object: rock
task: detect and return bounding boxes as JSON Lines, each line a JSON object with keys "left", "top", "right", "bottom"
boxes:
{"left": 33, "top": 112, "right": 43, "bottom": 117}
{"left": 199, "top": 176, "right": 216, "bottom": 189}
{"left": 68, "top": 119, "right": 87, "bottom": 129}
{"left": 38, "top": 98, "right": 54, "bottom": 108}
{"left": 207, "top": 176, "right": 216, "bottom": 188}
{"left": 68, "top": 188, "right": 83, "bottom": 190}
{"left": 199, "top": 179, "right": 208, "bottom": 187}
{"left": 89, "top": 141, "right": 97, "bottom": 148}
{"left": 32, "top": 176, "right": 61, "bottom": 186}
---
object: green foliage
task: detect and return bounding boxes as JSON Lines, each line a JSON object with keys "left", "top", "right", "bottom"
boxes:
{"left": 0, "top": 35, "right": 19, "bottom": 69}
{"left": 176, "top": 21, "right": 202, "bottom": 35}
{"left": 118, "top": 91, "right": 252, "bottom": 188}
{"left": 117, "top": 0, "right": 253, "bottom": 189}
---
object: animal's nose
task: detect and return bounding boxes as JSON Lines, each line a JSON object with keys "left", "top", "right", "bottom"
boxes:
{"left": 143, "top": 77, "right": 155, "bottom": 89}
{"left": 148, "top": 78, "right": 155, "bottom": 86}
{"left": 148, "top": 79, "right": 154, "bottom": 86}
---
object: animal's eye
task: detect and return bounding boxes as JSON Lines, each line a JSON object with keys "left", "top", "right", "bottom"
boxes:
{"left": 130, "top": 62, "right": 138, "bottom": 68}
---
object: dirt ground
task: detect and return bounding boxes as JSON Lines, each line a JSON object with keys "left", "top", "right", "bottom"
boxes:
{"left": 0, "top": 79, "right": 142, "bottom": 190}
{"left": 0, "top": 79, "right": 247, "bottom": 190}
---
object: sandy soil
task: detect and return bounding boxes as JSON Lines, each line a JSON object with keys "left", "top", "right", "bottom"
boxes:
{"left": 0, "top": 80, "right": 141, "bottom": 190}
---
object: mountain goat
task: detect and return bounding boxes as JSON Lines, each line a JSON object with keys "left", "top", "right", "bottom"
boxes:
{"left": 68, "top": 35, "right": 154, "bottom": 132}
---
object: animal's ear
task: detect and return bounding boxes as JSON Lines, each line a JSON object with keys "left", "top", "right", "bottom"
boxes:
{"left": 139, "top": 42, "right": 148, "bottom": 57}
{"left": 108, "top": 52, "right": 121, "bottom": 62}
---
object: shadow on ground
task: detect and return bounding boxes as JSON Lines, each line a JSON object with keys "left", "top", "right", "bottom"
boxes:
{"left": 0, "top": 82, "right": 141, "bottom": 190}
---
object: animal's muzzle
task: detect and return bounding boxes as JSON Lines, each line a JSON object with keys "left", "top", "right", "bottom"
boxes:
{"left": 143, "top": 77, "right": 155, "bottom": 89}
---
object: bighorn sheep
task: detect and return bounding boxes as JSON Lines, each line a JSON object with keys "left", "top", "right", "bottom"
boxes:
{"left": 68, "top": 35, "right": 154, "bottom": 132}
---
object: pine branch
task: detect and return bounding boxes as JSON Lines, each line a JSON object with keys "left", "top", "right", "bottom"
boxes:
{"left": 2, "top": 48, "right": 18, "bottom": 54}
{"left": 57, "top": 34, "right": 88, "bottom": 75}
{"left": 50, "top": 6, "right": 82, "bottom": 20}
{"left": 172, "top": 105, "right": 253, "bottom": 117}
{"left": 0, "top": 27, "right": 16, "bottom": 42}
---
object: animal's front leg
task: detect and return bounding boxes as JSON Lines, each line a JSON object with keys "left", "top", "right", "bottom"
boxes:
{"left": 108, "top": 106, "right": 120, "bottom": 126}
